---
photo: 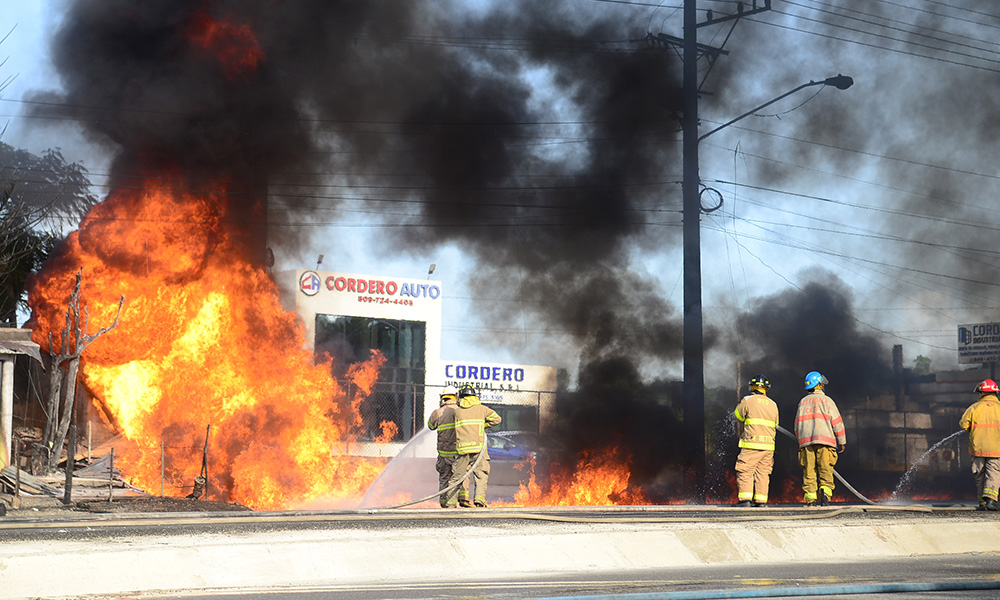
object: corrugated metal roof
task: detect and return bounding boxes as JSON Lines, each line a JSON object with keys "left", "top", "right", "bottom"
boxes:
{"left": 0, "top": 339, "right": 42, "bottom": 363}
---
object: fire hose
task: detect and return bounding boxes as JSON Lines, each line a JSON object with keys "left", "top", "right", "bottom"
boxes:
{"left": 377, "top": 424, "right": 877, "bottom": 510}
{"left": 376, "top": 444, "right": 488, "bottom": 510}
{"left": 526, "top": 579, "right": 1000, "bottom": 600}
{"left": 776, "top": 425, "right": 876, "bottom": 505}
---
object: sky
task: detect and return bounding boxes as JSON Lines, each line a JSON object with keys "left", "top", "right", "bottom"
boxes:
{"left": 2, "top": 0, "right": 999, "bottom": 396}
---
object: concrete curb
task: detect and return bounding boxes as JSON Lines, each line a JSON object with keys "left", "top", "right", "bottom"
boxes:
{"left": 2, "top": 510, "right": 1000, "bottom": 599}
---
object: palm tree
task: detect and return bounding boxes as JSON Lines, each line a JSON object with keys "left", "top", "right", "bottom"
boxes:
{"left": 0, "top": 143, "right": 97, "bottom": 326}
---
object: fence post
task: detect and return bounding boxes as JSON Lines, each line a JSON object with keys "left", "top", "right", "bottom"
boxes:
{"left": 108, "top": 447, "right": 115, "bottom": 503}
{"left": 63, "top": 423, "right": 76, "bottom": 505}
{"left": 536, "top": 392, "right": 541, "bottom": 432}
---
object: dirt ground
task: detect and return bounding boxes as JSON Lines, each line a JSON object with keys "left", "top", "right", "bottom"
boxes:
{"left": 2, "top": 493, "right": 252, "bottom": 516}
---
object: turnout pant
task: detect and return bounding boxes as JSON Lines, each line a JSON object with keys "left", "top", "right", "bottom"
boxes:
{"left": 435, "top": 455, "right": 456, "bottom": 507}
{"left": 447, "top": 450, "right": 489, "bottom": 506}
{"left": 799, "top": 444, "right": 838, "bottom": 503}
{"left": 735, "top": 448, "right": 774, "bottom": 504}
{"left": 972, "top": 456, "right": 1000, "bottom": 503}
{"left": 458, "top": 451, "right": 491, "bottom": 506}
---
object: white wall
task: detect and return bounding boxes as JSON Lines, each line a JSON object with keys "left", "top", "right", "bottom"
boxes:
{"left": 280, "top": 270, "right": 443, "bottom": 426}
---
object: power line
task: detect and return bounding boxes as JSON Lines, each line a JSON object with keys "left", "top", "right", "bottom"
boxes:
{"left": 750, "top": 12, "right": 1000, "bottom": 76}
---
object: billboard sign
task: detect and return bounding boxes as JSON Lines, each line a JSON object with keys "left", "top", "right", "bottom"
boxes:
{"left": 958, "top": 322, "right": 1000, "bottom": 364}
{"left": 441, "top": 361, "right": 557, "bottom": 404}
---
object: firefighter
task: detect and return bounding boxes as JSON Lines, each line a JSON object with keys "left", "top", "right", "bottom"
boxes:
{"left": 959, "top": 379, "right": 1000, "bottom": 511}
{"left": 733, "top": 374, "right": 779, "bottom": 507}
{"left": 427, "top": 385, "right": 459, "bottom": 508}
{"left": 447, "top": 386, "right": 501, "bottom": 508}
{"left": 794, "top": 371, "right": 846, "bottom": 507}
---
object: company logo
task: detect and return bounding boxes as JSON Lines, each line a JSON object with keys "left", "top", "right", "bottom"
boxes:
{"left": 959, "top": 327, "right": 971, "bottom": 345}
{"left": 326, "top": 276, "right": 441, "bottom": 299}
{"left": 299, "top": 271, "right": 322, "bottom": 296}
{"left": 444, "top": 364, "right": 525, "bottom": 382}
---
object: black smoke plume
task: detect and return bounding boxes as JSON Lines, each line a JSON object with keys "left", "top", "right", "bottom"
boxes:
{"left": 732, "top": 275, "right": 894, "bottom": 408}
{"left": 32, "top": 0, "right": 686, "bottom": 366}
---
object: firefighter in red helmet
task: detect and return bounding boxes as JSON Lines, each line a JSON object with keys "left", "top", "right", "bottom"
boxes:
{"left": 733, "top": 374, "right": 779, "bottom": 507}
{"left": 960, "top": 379, "right": 1000, "bottom": 511}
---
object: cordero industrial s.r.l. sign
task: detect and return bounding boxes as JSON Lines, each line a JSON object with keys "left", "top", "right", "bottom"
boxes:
{"left": 958, "top": 322, "right": 1000, "bottom": 364}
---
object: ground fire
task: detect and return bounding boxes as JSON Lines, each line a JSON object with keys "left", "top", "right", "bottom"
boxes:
{"left": 508, "top": 447, "right": 652, "bottom": 507}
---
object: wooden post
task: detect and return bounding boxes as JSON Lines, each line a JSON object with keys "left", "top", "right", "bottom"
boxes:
{"left": 13, "top": 437, "right": 20, "bottom": 498}
{"left": 160, "top": 440, "right": 165, "bottom": 497}
{"left": 63, "top": 423, "right": 77, "bottom": 505}
{"left": 201, "top": 425, "right": 210, "bottom": 501}
{"left": 108, "top": 447, "right": 115, "bottom": 503}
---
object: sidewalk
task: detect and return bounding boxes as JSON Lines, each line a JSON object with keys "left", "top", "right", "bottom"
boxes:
{"left": 2, "top": 505, "right": 998, "bottom": 599}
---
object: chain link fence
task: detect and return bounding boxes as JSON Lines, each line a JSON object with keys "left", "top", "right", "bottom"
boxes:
{"left": 841, "top": 406, "right": 967, "bottom": 475}
{"left": 339, "top": 380, "right": 555, "bottom": 456}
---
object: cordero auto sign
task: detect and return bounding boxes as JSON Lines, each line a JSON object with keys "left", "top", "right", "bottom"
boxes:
{"left": 958, "top": 322, "right": 1000, "bottom": 364}
{"left": 298, "top": 270, "right": 441, "bottom": 305}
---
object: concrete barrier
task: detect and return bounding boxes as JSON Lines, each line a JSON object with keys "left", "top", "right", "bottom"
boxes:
{"left": 2, "top": 507, "right": 998, "bottom": 599}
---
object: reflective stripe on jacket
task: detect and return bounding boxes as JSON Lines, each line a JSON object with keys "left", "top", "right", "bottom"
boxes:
{"left": 794, "top": 390, "right": 846, "bottom": 448}
{"left": 960, "top": 395, "right": 1000, "bottom": 458}
{"left": 734, "top": 393, "right": 779, "bottom": 451}
{"left": 427, "top": 401, "right": 458, "bottom": 457}
{"left": 454, "top": 395, "right": 502, "bottom": 455}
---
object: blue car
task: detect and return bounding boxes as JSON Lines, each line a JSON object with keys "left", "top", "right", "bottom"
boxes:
{"left": 486, "top": 432, "right": 537, "bottom": 462}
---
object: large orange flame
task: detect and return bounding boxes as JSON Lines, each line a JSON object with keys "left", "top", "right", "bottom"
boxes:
{"left": 508, "top": 446, "right": 652, "bottom": 506}
{"left": 29, "top": 175, "right": 388, "bottom": 509}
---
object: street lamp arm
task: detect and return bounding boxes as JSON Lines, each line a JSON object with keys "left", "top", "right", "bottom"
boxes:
{"left": 698, "top": 75, "right": 853, "bottom": 142}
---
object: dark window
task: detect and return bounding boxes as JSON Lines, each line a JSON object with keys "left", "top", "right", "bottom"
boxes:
{"left": 484, "top": 404, "right": 539, "bottom": 433}
{"left": 314, "top": 315, "right": 426, "bottom": 441}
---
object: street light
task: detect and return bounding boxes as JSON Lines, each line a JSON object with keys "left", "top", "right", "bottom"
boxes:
{"left": 699, "top": 75, "right": 854, "bottom": 142}
{"left": 680, "top": 71, "right": 853, "bottom": 497}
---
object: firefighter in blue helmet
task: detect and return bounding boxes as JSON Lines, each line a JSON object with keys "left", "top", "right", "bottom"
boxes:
{"left": 795, "top": 371, "right": 846, "bottom": 506}
{"left": 733, "top": 374, "right": 779, "bottom": 507}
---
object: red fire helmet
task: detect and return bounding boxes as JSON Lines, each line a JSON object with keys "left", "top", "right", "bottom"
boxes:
{"left": 976, "top": 379, "right": 999, "bottom": 393}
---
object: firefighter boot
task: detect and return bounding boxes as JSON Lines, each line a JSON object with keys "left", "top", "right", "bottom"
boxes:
{"left": 734, "top": 501, "right": 753, "bottom": 507}
{"left": 819, "top": 489, "right": 830, "bottom": 507}
{"left": 985, "top": 498, "right": 998, "bottom": 511}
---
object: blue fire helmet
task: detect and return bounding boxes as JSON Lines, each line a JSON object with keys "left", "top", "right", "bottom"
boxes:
{"left": 804, "top": 371, "right": 828, "bottom": 390}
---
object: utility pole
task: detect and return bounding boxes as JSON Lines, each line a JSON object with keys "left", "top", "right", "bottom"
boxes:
{"left": 681, "top": 0, "right": 705, "bottom": 498}
{"left": 680, "top": 0, "right": 770, "bottom": 498}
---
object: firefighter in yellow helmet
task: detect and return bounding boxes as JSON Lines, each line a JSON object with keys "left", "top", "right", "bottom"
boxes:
{"left": 447, "top": 386, "right": 501, "bottom": 507}
{"left": 733, "top": 374, "right": 779, "bottom": 507}
{"left": 427, "top": 385, "right": 459, "bottom": 508}
{"left": 960, "top": 379, "right": 1000, "bottom": 511}
{"left": 795, "top": 371, "right": 846, "bottom": 506}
